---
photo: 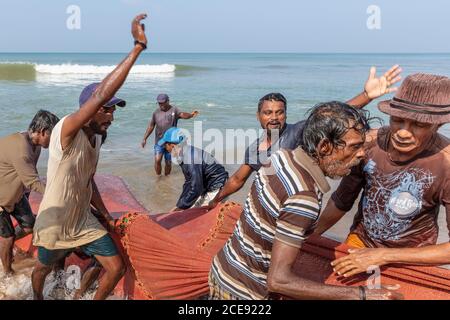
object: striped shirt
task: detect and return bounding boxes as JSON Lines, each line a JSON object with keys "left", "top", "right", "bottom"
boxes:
{"left": 210, "top": 148, "right": 330, "bottom": 300}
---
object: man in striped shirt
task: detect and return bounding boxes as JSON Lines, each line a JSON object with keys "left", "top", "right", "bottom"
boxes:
{"left": 209, "top": 101, "right": 402, "bottom": 300}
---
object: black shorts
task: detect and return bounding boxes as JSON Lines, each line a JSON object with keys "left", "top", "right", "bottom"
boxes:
{"left": 0, "top": 194, "right": 35, "bottom": 238}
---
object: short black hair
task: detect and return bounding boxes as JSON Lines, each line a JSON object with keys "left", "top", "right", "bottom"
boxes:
{"left": 28, "top": 110, "right": 60, "bottom": 134}
{"left": 257, "top": 93, "right": 287, "bottom": 113}
{"left": 301, "top": 101, "right": 375, "bottom": 159}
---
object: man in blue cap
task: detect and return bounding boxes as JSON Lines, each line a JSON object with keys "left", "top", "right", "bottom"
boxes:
{"left": 31, "top": 13, "right": 148, "bottom": 300}
{"left": 141, "top": 94, "right": 199, "bottom": 176}
{"left": 158, "top": 127, "right": 228, "bottom": 211}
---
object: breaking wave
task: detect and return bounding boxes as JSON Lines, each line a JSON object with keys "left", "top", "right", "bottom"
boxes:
{"left": 0, "top": 62, "right": 177, "bottom": 82}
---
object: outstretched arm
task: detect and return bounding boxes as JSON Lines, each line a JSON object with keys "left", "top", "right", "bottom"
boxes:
{"left": 346, "top": 65, "right": 402, "bottom": 109}
{"left": 208, "top": 164, "right": 253, "bottom": 208}
{"left": 332, "top": 243, "right": 450, "bottom": 279}
{"left": 333, "top": 202, "right": 450, "bottom": 277}
{"left": 178, "top": 110, "right": 199, "bottom": 119}
{"left": 61, "top": 14, "right": 148, "bottom": 150}
{"left": 91, "top": 179, "right": 115, "bottom": 232}
{"left": 13, "top": 153, "right": 45, "bottom": 194}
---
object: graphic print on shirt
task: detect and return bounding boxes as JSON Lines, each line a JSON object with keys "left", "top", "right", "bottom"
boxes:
{"left": 362, "top": 159, "right": 435, "bottom": 241}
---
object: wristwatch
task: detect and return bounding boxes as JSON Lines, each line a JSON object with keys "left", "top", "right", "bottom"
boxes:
{"left": 134, "top": 40, "right": 147, "bottom": 50}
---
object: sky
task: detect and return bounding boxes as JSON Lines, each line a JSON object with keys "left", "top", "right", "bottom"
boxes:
{"left": 0, "top": 0, "right": 449, "bottom": 53}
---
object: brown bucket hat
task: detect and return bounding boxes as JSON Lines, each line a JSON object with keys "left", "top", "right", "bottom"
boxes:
{"left": 378, "top": 73, "right": 450, "bottom": 124}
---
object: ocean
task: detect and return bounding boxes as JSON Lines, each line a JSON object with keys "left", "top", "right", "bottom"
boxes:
{"left": 0, "top": 53, "right": 449, "bottom": 298}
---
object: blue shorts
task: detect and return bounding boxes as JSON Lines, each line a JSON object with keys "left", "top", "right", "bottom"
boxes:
{"left": 154, "top": 144, "right": 171, "bottom": 161}
{"left": 0, "top": 194, "right": 35, "bottom": 238}
{"left": 37, "top": 234, "right": 119, "bottom": 266}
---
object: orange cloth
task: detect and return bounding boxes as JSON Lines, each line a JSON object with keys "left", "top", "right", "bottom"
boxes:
{"left": 345, "top": 233, "right": 367, "bottom": 249}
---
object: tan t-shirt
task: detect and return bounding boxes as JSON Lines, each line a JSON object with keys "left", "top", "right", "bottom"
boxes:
{"left": 0, "top": 132, "right": 44, "bottom": 212}
{"left": 33, "top": 116, "right": 107, "bottom": 249}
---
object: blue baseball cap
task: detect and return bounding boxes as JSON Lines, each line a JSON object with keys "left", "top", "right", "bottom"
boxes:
{"left": 156, "top": 93, "right": 169, "bottom": 103}
{"left": 79, "top": 83, "right": 126, "bottom": 108}
{"left": 157, "top": 127, "right": 185, "bottom": 146}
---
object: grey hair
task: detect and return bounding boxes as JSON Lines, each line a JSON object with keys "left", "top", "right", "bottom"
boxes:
{"left": 301, "top": 101, "right": 376, "bottom": 159}
{"left": 28, "top": 110, "right": 60, "bottom": 134}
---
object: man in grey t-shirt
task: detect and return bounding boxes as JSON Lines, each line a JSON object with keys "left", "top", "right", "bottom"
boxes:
{"left": 141, "top": 93, "right": 199, "bottom": 176}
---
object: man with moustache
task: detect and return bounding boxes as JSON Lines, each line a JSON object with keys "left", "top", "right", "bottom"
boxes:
{"left": 31, "top": 13, "right": 148, "bottom": 300}
{"left": 141, "top": 93, "right": 199, "bottom": 176}
{"left": 315, "top": 73, "right": 450, "bottom": 278}
{"left": 208, "top": 65, "right": 403, "bottom": 208}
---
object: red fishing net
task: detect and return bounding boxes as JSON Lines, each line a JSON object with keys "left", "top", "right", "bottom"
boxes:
{"left": 115, "top": 202, "right": 242, "bottom": 299}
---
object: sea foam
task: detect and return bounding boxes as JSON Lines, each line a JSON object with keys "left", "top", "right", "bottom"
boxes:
{"left": 35, "top": 63, "right": 176, "bottom": 74}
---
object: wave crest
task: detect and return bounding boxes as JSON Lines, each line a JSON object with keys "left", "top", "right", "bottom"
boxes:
{"left": 34, "top": 63, "right": 176, "bottom": 74}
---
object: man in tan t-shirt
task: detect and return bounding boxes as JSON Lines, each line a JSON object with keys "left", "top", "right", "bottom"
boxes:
{"left": 0, "top": 110, "right": 59, "bottom": 275}
{"left": 31, "top": 13, "right": 149, "bottom": 300}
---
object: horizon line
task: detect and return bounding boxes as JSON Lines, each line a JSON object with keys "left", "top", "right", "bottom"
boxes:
{"left": 1, "top": 51, "right": 450, "bottom": 55}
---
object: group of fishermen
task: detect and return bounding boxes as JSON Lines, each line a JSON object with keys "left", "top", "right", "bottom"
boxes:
{"left": 0, "top": 14, "right": 449, "bottom": 300}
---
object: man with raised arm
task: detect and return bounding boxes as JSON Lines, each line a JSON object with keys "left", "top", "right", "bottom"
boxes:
{"left": 31, "top": 14, "right": 148, "bottom": 300}
{"left": 208, "top": 66, "right": 402, "bottom": 209}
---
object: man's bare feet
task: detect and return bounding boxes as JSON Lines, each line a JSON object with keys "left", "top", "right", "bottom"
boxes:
{"left": 3, "top": 268, "right": 15, "bottom": 276}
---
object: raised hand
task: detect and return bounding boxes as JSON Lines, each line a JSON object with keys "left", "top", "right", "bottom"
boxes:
{"left": 364, "top": 65, "right": 402, "bottom": 99}
{"left": 132, "top": 13, "right": 148, "bottom": 46}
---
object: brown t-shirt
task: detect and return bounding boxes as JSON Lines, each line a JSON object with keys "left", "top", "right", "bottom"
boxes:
{"left": 0, "top": 132, "right": 44, "bottom": 212}
{"left": 332, "top": 127, "right": 450, "bottom": 248}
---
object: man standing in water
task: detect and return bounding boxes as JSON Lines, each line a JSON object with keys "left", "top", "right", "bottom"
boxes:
{"left": 157, "top": 127, "right": 228, "bottom": 211}
{"left": 208, "top": 65, "right": 402, "bottom": 208}
{"left": 0, "top": 110, "right": 59, "bottom": 276}
{"left": 141, "top": 94, "right": 199, "bottom": 176}
{"left": 31, "top": 14, "right": 148, "bottom": 300}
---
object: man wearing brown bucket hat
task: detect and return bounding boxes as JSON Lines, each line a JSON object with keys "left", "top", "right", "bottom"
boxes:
{"left": 316, "top": 73, "right": 450, "bottom": 277}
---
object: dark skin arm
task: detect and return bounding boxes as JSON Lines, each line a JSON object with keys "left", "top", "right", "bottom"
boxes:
{"left": 346, "top": 65, "right": 402, "bottom": 109}
{"left": 61, "top": 14, "right": 148, "bottom": 150}
{"left": 267, "top": 239, "right": 402, "bottom": 300}
{"left": 90, "top": 179, "right": 115, "bottom": 232}
{"left": 208, "top": 163, "right": 253, "bottom": 208}
{"left": 178, "top": 110, "right": 199, "bottom": 119}
{"left": 314, "top": 199, "right": 346, "bottom": 235}
{"left": 332, "top": 203, "right": 450, "bottom": 277}
{"left": 332, "top": 243, "right": 450, "bottom": 278}
{"left": 141, "top": 122, "right": 155, "bottom": 148}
